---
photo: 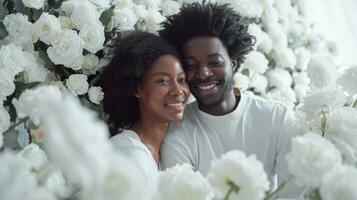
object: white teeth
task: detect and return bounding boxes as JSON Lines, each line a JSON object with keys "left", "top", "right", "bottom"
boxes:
{"left": 166, "top": 102, "right": 183, "bottom": 107}
{"left": 198, "top": 84, "right": 215, "bottom": 90}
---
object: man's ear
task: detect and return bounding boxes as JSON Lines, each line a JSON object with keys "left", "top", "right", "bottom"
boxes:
{"left": 134, "top": 84, "right": 141, "bottom": 98}
{"left": 231, "top": 59, "right": 238, "bottom": 72}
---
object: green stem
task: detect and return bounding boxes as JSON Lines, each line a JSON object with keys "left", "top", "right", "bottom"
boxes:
{"left": 353, "top": 98, "right": 357, "bottom": 108}
{"left": 2, "top": 117, "right": 29, "bottom": 136}
{"left": 321, "top": 111, "right": 327, "bottom": 137}
{"left": 224, "top": 181, "right": 239, "bottom": 200}
{"left": 264, "top": 177, "right": 290, "bottom": 200}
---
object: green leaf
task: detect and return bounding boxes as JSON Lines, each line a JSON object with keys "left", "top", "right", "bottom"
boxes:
{"left": 48, "top": 0, "right": 63, "bottom": 9}
{"left": 0, "top": 22, "right": 8, "bottom": 40}
{"left": 13, "top": 0, "right": 25, "bottom": 13}
{"left": 17, "top": 123, "right": 30, "bottom": 149}
{"left": 14, "top": 81, "right": 41, "bottom": 92}
{"left": 31, "top": 8, "right": 43, "bottom": 21}
{"left": 241, "top": 68, "right": 250, "bottom": 77}
{"left": 38, "top": 50, "right": 55, "bottom": 69}
{"left": 0, "top": 1, "right": 8, "bottom": 19}
{"left": 99, "top": 6, "right": 115, "bottom": 27}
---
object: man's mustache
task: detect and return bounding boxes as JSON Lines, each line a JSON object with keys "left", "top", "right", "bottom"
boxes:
{"left": 188, "top": 76, "right": 224, "bottom": 86}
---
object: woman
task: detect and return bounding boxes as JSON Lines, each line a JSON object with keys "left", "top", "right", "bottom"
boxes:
{"left": 99, "top": 31, "right": 190, "bottom": 184}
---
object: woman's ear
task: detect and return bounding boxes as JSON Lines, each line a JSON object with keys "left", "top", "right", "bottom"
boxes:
{"left": 134, "top": 84, "right": 141, "bottom": 98}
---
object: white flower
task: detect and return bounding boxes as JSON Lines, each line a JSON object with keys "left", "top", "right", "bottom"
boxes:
{"left": 88, "top": 86, "right": 104, "bottom": 104}
{"left": 207, "top": 150, "right": 269, "bottom": 200}
{"left": 82, "top": 54, "right": 100, "bottom": 74}
{"left": 22, "top": 52, "right": 49, "bottom": 83}
{"left": 325, "top": 107, "right": 357, "bottom": 164}
{"left": 301, "top": 87, "right": 347, "bottom": 118}
{"left": 0, "top": 106, "right": 10, "bottom": 135}
{"left": 153, "top": 163, "right": 214, "bottom": 200}
{"left": 18, "top": 143, "right": 48, "bottom": 170}
{"left": 66, "top": 74, "right": 89, "bottom": 96}
{"left": 271, "top": 47, "right": 297, "bottom": 69}
{"left": 112, "top": 0, "right": 134, "bottom": 8}
{"left": 266, "top": 67, "right": 292, "bottom": 89}
{"left": 241, "top": 51, "right": 268, "bottom": 74}
{"left": 60, "top": 0, "right": 80, "bottom": 15}
{"left": 137, "top": 9, "right": 165, "bottom": 32}
{"left": 293, "top": 72, "right": 310, "bottom": 87}
{"left": 0, "top": 43, "right": 26, "bottom": 77}
{"left": 88, "top": 0, "right": 110, "bottom": 9}
{"left": 58, "top": 16, "right": 74, "bottom": 30}
{"left": 108, "top": 7, "right": 139, "bottom": 31}
{"left": 295, "top": 47, "right": 311, "bottom": 71}
{"left": 3, "top": 13, "right": 33, "bottom": 44}
{"left": 71, "top": 1, "right": 100, "bottom": 29}
{"left": 220, "top": 0, "right": 264, "bottom": 18}
{"left": 261, "top": 6, "right": 279, "bottom": 27}
{"left": 134, "top": 0, "right": 161, "bottom": 9}
{"left": 234, "top": 73, "right": 250, "bottom": 91}
{"left": 294, "top": 84, "right": 308, "bottom": 102}
{"left": 249, "top": 73, "right": 268, "bottom": 93}
{"left": 30, "top": 127, "right": 47, "bottom": 143}
{"left": 160, "top": 0, "right": 180, "bottom": 16}
{"left": 274, "top": 0, "right": 292, "bottom": 22}
{"left": 44, "top": 170, "right": 70, "bottom": 198}
{"left": 79, "top": 21, "right": 105, "bottom": 53}
{"left": 0, "top": 151, "right": 38, "bottom": 200}
{"left": 12, "top": 85, "right": 62, "bottom": 125}
{"left": 267, "top": 23, "right": 287, "bottom": 50}
{"left": 320, "top": 165, "right": 357, "bottom": 200}
{"left": 307, "top": 55, "right": 337, "bottom": 89}
{"left": 29, "top": 187, "right": 57, "bottom": 200}
{"left": 266, "top": 87, "right": 296, "bottom": 105}
{"left": 338, "top": 66, "right": 357, "bottom": 95}
{"left": 22, "top": 0, "right": 45, "bottom": 9}
{"left": 33, "top": 13, "right": 62, "bottom": 45}
{"left": 47, "top": 29, "right": 84, "bottom": 67}
{"left": 0, "top": 70, "right": 16, "bottom": 97}
{"left": 286, "top": 132, "right": 342, "bottom": 187}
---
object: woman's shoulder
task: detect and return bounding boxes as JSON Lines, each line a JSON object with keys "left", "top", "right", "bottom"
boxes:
{"left": 110, "top": 130, "right": 146, "bottom": 152}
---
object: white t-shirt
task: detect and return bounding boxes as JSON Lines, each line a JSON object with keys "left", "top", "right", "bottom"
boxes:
{"left": 111, "top": 130, "right": 158, "bottom": 185}
{"left": 161, "top": 94, "right": 304, "bottom": 198}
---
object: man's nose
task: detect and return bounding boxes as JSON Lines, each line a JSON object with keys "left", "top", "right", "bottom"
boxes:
{"left": 195, "top": 65, "right": 212, "bottom": 80}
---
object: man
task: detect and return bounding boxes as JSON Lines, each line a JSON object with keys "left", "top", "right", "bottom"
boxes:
{"left": 159, "top": 2, "right": 304, "bottom": 198}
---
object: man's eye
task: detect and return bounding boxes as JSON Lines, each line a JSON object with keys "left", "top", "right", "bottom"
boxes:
{"left": 157, "top": 79, "right": 169, "bottom": 84}
{"left": 185, "top": 64, "right": 197, "bottom": 70}
{"left": 209, "top": 62, "right": 224, "bottom": 67}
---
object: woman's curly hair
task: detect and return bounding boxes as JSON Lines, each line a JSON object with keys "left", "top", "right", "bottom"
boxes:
{"left": 159, "top": 2, "right": 255, "bottom": 72}
{"left": 98, "top": 31, "right": 179, "bottom": 135}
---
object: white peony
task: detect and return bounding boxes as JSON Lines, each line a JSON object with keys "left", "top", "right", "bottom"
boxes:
{"left": 71, "top": 1, "right": 100, "bottom": 29}
{"left": 249, "top": 73, "right": 268, "bottom": 94}
{"left": 0, "top": 151, "right": 38, "bottom": 200}
{"left": 47, "top": 29, "right": 84, "bottom": 67}
{"left": 153, "top": 163, "right": 214, "bottom": 200}
{"left": 320, "top": 165, "right": 357, "bottom": 200}
{"left": 234, "top": 73, "right": 250, "bottom": 91}
{"left": 18, "top": 143, "right": 48, "bottom": 170}
{"left": 261, "top": 6, "right": 279, "bottom": 27}
{"left": 82, "top": 54, "right": 100, "bottom": 74}
{"left": 88, "top": 0, "right": 110, "bottom": 9}
{"left": 58, "top": 16, "right": 74, "bottom": 30}
{"left": 160, "top": 0, "right": 181, "bottom": 16}
{"left": 79, "top": 21, "right": 105, "bottom": 53}
{"left": 301, "top": 87, "right": 347, "bottom": 118}
{"left": 3, "top": 13, "right": 33, "bottom": 44}
{"left": 325, "top": 107, "right": 357, "bottom": 164}
{"left": 266, "top": 67, "right": 292, "bottom": 89}
{"left": 307, "top": 55, "right": 338, "bottom": 89}
{"left": 274, "top": 0, "right": 292, "bottom": 22}
{"left": 266, "top": 87, "right": 296, "bottom": 106}
{"left": 271, "top": 47, "right": 297, "bottom": 69}
{"left": 88, "top": 86, "right": 104, "bottom": 104}
{"left": 241, "top": 51, "right": 268, "bottom": 74}
{"left": 292, "top": 72, "right": 310, "bottom": 87}
{"left": 22, "top": 0, "right": 45, "bottom": 9}
{"left": 66, "top": 74, "right": 89, "bottom": 96}
{"left": 33, "top": 13, "right": 62, "bottom": 45}
{"left": 294, "top": 84, "right": 308, "bottom": 102}
{"left": 108, "top": 7, "right": 139, "bottom": 31}
{"left": 286, "top": 132, "right": 342, "bottom": 187}
{"left": 0, "top": 106, "right": 10, "bottom": 135}
{"left": 207, "top": 150, "right": 269, "bottom": 200}
{"left": 0, "top": 70, "right": 16, "bottom": 97}
{"left": 0, "top": 43, "right": 26, "bottom": 77}
{"left": 220, "top": 0, "right": 264, "bottom": 18}
{"left": 22, "top": 52, "right": 49, "bottom": 83}
{"left": 12, "top": 85, "right": 62, "bottom": 125}
{"left": 112, "top": 0, "right": 134, "bottom": 8}
{"left": 267, "top": 23, "right": 287, "bottom": 50}
{"left": 137, "top": 9, "right": 165, "bottom": 32}
{"left": 44, "top": 170, "right": 70, "bottom": 198}
{"left": 295, "top": 47, "right": 311, "bottom": 71}
{"left": 134, "top": 0, "right": 161, "bottom": 9}
{"left": 337, "top": 66, "right": 357, "bottom": 95}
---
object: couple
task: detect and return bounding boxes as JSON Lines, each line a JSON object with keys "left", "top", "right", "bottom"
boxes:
{"left": 100, "top": 2, "right": 303, "bottom": 198}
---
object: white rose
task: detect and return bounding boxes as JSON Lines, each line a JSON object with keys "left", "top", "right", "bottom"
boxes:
{"left": 207, "top": 150, "right": 269, "bottom": 200}
{"left": 22, "top": 52, "right": 49, "bottom": 83}
{"left": 71, "top": 1, "right": 100, "bottom": 29}
{"left": 58, "top": 16, "right": 74, "bottom": 30}
{"left": 234, "top": 73, "right": 250, "bottom": 91}
{"left": 325, "top": 107, "right": 357, "bottom": 164}
{"left": 274, "top": 0, "right": 292, "bottom": 22}
{"left": 82, "top": 54, "right": 99, "bottom": 74}
{"left": 22, "top": 0, "right": 45, "bottom": 9}
{"left": 112, "top": 0, "right": 134, "bottom": 8}
{"left": 338, "top": 66, "right": 357, "bottom": 95}
{"left": 160, "top": 0, "right": 180, "bottom": 16}
{"left": 33, "top": 13, "right": 62, "bottom": 45}
{"left": 59, "top": 0, "right": 80, "bottom": 15}
{"left": 266, "top": 87, "right": 296, "bottom": 105}
{"left": 0, "top": 43, "right": 26, "bottom": 77}
{"left": 267, "top": 23, "right": 287, "bottom": 50}
{"left": 320, "top": 165, "right": 357, "bottom": 200}
{"left": 108, "top": 7, "right": 139, "bottom": 31}
{"left": 0, "top": 70, "right": 16, "bottom": 97}
{"left": 88, "top": 0, "right": 110, "bottom": 9}
{"left": 294, "top": 84, "right": 308, "bottom": 102}
{"left": 271, "top": 47, "right": 297, "bottom": 69}
{"left": 134, "top": 0, "right": 160, "bottom": 9}
{"left": 249, "top": 73, "right": 268, "bottom": 94}
{"left": 44, "top": 170, "right": 70, "bottom": 198}
{"left": 286, "top": 132, "right": 342, "bottom": 187}
{"left": 66, "top": 74, "right": 89, "bottom": 95}
{"left": 79, "top": 21, "right": 105, "bottom": 53}
{"left": 0, "top": 151, "right": 38, "bottom": 200}
{"left": 3, "top": 13, "right": 33, "bottom": 44}
{"left": 307, "top": 55, "right": 337, "bottom": 90}
{"left": 261, "top": 6, "right": 279, "bottom": 27}
{"left": 220, "top": 0, "right": 264, "bottom": 18}
{"left": 137, "top": 9, "right": 165, "bottom": 33}
{"left": 266, "top": 67, "right": 292, "bottom": 89}
{"left": 0, "top": 106, "right": 10, "bottom": 135}
{"left": 153, "top": 164, "right": 214, "bottom": 200}
{"left": 293, "top": 72, "right": 310, "bottom": 87}
{"left": 88, "top": 86, "right": 104, "bottom": 104}
{"left": 18, "top": 143, "right": 48, "bottom": 170}
{"left": 47, "top": 30, "right": 84, "bottom": 67}
{"left": 241, "top": 51, "right": 268, "bottom": 74}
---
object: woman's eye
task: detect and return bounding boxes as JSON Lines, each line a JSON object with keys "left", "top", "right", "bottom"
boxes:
{"left": 178, "top": 77, "right": 186, "bottom": 84}
{"left": 157, "top": 79, "right": 169, "bottom": 84}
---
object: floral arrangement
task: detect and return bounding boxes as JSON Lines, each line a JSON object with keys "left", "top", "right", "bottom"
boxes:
{"left": 1, "top": 0, "right": 357, "bottom": 200}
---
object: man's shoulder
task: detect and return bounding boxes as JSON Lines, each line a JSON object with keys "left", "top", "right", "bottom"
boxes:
{"left": 243, "top": 93, "right": 290, "bottom": 114}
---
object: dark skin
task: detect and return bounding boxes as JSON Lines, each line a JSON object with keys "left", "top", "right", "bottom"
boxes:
{"left": 182, "top": 36, "right": 239, "bottom": 115}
